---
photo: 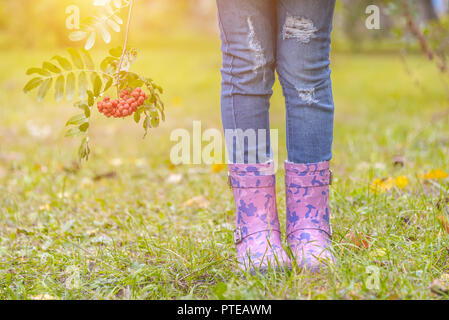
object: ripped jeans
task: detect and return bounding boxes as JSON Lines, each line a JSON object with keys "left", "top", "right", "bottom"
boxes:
{"left": 217, "top": 0, "right": 336, "bottom": 164}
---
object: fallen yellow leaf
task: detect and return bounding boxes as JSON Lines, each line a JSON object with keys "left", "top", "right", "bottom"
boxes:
{"left": 345, "top": 231, "right": 371, "bottom": 249}
{"left": 183, "top": 195, "right": 210, "bottom": 209}
{"left": 370, "top": 178, "right": 394, "bottom": 194}
{"left": 395, "top": 176, "right": 409, "bottom": 189}
{"left": 420, "top": 169, "right": 448, "bottom": 180}
{"left": 211, "top": 164, "right": 227, "bottom": 173}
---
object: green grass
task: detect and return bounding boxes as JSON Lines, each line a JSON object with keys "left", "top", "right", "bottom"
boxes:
{"left": 1, "top": 34, "right": 449, "bottom": 299}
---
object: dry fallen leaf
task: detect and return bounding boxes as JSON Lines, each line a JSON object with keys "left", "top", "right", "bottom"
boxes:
{"left": 109, "top": 158, "right": 123, "bottom": 167}
{"left": 183, "top": 195, "right": 210, "bottom": 209}
{"left": 437, "top": 215, "right": 449, "bottom": 234}
{"left": 345, "top": 230, "right": 371, "bottom": 249}
{"left": 395, "top": 176, "right": 409, "bottom": 189}
{"left": 211, "top": 164, "right": 227, "bottom": 173}
{"left": 166, "top": 174, "right": 182, "bottom": 184}
{"left": 370, "top": 178, "right": 394, "bottom": 194}
{"left": 419, "top": 169, "right": 448, "bottom": 180}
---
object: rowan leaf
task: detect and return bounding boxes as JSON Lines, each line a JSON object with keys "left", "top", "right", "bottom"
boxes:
{"left": 55, "top": 75, "right": 65, "bottom": 102}
{"left": 78, "top": 72, "right": 88, "bottom": 100}
{"left": 69, "top": 31, "right": 88, "bottom": 42}
{"left": 91, "top": 73, "right": 102, "bottom": 97}
{"left": 109, "top": 46, "right": 122, "bottom": 58}
{"left": 66, "top": 114, "right": 87, "bottom": 126}
{"left": 26, "top": 67, "right": 50, "bottom": 76}
{"left": 111, "top": 14, "right": 123, "bottom": 25}
{"left": 80, "top": 49, "right": 95, "bottom": 70}
{"left": 52, "top": 55, "right": 72, "bottom": 71}
{"left": 65, "top": 127, "right": 82, "bottom": 137}
{"left": 37, "top": 78, "right": 53, "bottom": 102}
{"left": 106, "top": 18, "right": 120, "bottom": 32}
{"left": 79, "top": 122, "right": 89, "bottom": 132}
{"left": 67, "top": 48, "right": 84, "bottom": 69}
{"left": 87, "top": 90, "right": 95, "bottom": 106}
{"left": 103, "top": 76, "right": 113, "bottom": 91}
{"left": 66, "top": 72, "right": 76, "bottom": 100}
{"left": 85, "top": 31, "right": 96, "bottom": 51}
{"left": 43, "top": 61, "right": 61, "bottom": 74}
{"left": 24, "top": 77, "right": 43, "bottom": 93}
{"left": 96, "top": 21, "right": 111, "bottom": 43}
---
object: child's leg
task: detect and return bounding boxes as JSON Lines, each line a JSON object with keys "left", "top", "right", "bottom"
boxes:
{"left": 276, "top": 0, "right": 336, "bottom": 272}
{"left": 277, "top": 0, "right": 336, "bottom": 164}
{"left": 216, "top": 0, "right": 289, "bottom": 273}
{"left": 217, "top": 0, "right": 276, "bottom": 164}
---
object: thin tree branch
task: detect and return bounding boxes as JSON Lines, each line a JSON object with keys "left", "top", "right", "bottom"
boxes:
{"left": 116, "top": 0, "right": 134, "bottom": 96}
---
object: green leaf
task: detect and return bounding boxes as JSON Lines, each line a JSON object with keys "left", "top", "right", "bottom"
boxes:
{"left": 96, "top": 21, "right": 111, "bottom": 43}
{"left": 85, "top": 31, "right": 96, "bottom": 51}
{"left": 37, "top": 79, "right": 53, "bottom": 102}
{"left": 69, "top": 31, "right": 87, "bottom": 42}
{"left": 55, "top": 75, "right": 65, "bottom": 102}
{"left": 150, "top": 110, "right": 160, "bottom": 128}
{"left": 66, "top": 114, "right": 87, "bottom": 126}
{"left": 65, "top": 127, "right": 82, "bottom": 137}
{"left": 103, "top": 76, "right": 113, "bottom": 91}
{"left": 81, "top": 49, "right": 95, "bottom": 70}
{"left": 143, "top": 116, "right": 151, "bottom": 138}
{"left": 109, "top": 46, "right": 122, "bottom": 58}
{"left": 84, "top": 107, "right": 91, "bottom": 118}
{"left": 87, "top": 90, "right": 95, "bottom": 106}
{"left": 43, "top": 61, "right": 61, "bottom": 74}
{"left": 67, "top": 48, "right": 84, "bottom": 69}
{"left": 78, "top": 72, "right": 88, "bottom": 100}
{"left": 26, "top": 68, "right": 50, "bottom": 76}
{"left": 66, "top": 72, "right": 76, "bottom": 100}
{"left": 91, "top": 73, "right": 102, "bottom": 97}
{"left": 52, "top": 55, "right": 72, "bottom": 71}
{"left": 78, "top": 137, "right": 90, "bottom": 162}
{"left": 106, "top": 18, "right": 120, "bottom": 32}
{"left": 79, "top": 122, "right": 89, "bottom": 132}
{"left": 111, "top": 14, "right": 123, "bottom": 25}
{"left": 23, "top": 77, "right": 43, "bottom": 93}
{"left": 133, "top": 110, "right": 141, "bottom": 123}
{"left": 75, "top": 101, "right": 90, "bottom": 115}
{"left": 100, "top": 56, "right": 118, "bottom": 73}
{"left": 66, "top": 115, "right": 85, "bottom": 127}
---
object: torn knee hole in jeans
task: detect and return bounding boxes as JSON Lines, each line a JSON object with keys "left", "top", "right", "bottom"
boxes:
{"left": 247, "top": 17, "right": 267, "bottom": 76}
{"left": 282, "top": 15, "right": 317, "bottom": 43}
{"left": 296, "top": 87, "right": 318, "bottom": 105}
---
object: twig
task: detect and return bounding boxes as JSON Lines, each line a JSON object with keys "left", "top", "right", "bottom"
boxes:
{"left": 116, "top": 0, "right": 134, "bottom": 97}
{"left": 402, "top": 0, "right": 447, "bottom": 73}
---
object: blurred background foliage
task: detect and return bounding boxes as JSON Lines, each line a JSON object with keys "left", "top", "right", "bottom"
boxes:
{"left": 0, "top": 0, "right": 448, "bottom": 54}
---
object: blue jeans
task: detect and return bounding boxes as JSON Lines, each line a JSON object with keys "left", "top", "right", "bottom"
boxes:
{"left": 217, "top": 0, "right": 336, "bottom": 164}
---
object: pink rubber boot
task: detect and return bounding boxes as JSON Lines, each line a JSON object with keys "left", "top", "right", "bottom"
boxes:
{"left": 285, "top": 161, "right": 334, "bottom": 273}
{"left": 228, "top": 161, "right": 290, "bottom": 273}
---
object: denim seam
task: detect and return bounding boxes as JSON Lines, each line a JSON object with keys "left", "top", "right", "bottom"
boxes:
{"left": 217, "top": 3, "right": 239, "bottom": 163}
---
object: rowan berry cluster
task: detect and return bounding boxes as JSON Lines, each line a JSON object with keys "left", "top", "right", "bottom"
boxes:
{"left": 97, "top": 88, "right": 147, "bottom": 118}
